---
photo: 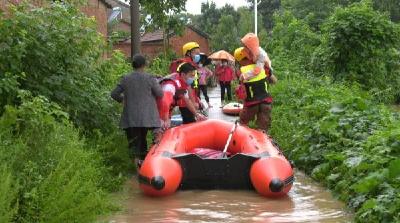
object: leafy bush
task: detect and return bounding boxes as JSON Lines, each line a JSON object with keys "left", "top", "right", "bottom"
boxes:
{"left": 311, "top": 1, "right": 400, "bottom": 103}
{"left": 147, "top": 50, "right": 177, "bottom": 76}
{"left": 0, "top": 2, "right": 120, "bottom": 133}
{"left": 268, "top": 11, "right": 321, "bottom": 72}
{"left": 0, "top": 165, "right": 18, "bottom": 223}
{"left": 270, "top": 72, "right": 400, "bottom": 223}
{"left": 0, "top": 92, "right": 113, "bottom": 223}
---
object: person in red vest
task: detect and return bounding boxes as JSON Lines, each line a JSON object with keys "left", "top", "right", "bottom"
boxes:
{"left": 215, "top": 59, "right": 235, "bottom": 107}
{"left": 169, "top": 42, "right": 201, "bottom": 73}
{"left": 158, "top": 62, "right": 207, "bottom": 129}
{"left": 169, "top": 42, "right": 203, "bottom": 117}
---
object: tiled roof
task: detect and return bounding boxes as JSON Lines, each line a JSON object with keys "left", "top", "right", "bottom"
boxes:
{"left": 140, "top": 26, "right": 209, "bottom": 42}
{"left": 117, "top": 26, "right": 210, "bottom": 43}
{"left": 141, "top": 30, "right": 165, "bottom": 42}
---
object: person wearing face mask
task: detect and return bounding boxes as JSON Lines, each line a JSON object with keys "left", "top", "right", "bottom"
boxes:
{"left": 215, "top": 59, "right": 235, "bottom": 107}
{"left": 169, "top": 42, "right": 201, "bottom": 73}
{"left": 169, "top": 42, "right": 202, "bottom": 109}
{"left": 157, "top": 62, "right": 207, "bottom": 128}
{"left": 197, "top": 54, "right": 213, "bottom": 108}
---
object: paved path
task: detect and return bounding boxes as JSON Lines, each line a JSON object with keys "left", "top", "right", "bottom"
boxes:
{"left": 200, "top": 86, "right": 238, "bottom": 122}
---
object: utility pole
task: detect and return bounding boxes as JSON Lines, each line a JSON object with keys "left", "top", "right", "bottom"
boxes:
{"left": 254, "top": 0, "right": 257, "bottom": 36}
{"left": 130, "top": 0, "right": 141, "bottom": 58}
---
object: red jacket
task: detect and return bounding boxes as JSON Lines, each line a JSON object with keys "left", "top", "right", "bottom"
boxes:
{"left": 215, "top": 65, "right": 235, "bottom": 82}
{"left": 169, "top": 56, "right": 198, "bottom": 73}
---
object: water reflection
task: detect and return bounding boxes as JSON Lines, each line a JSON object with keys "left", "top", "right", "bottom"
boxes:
{"left": 108, "top": 172, "right": 352, "bottom": 223}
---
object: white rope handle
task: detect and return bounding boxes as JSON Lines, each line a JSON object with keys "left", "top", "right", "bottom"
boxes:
{"left": 222, "top": 121, "right": 239, "bottom": 158}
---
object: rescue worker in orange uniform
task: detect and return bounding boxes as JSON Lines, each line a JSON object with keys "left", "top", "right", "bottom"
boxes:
{"left": 169, "top": 42, "right": 204, "bottom": 121}
{"left": 158, "top": 62, "right": 207, "bottom": 129}
{"left": 234, "top": 44, "right": 277, "bottom": 133}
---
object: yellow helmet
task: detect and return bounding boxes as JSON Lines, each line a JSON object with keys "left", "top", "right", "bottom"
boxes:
{"left": 234, "top": 47, "right": 246, "bottom": 62}
{"left": 182, "top": 42, "right": 200, "bottom": 55}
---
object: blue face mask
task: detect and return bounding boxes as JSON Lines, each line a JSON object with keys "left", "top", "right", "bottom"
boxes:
{"left": 193, "top": 54, "right": 201, "bottom": 63}
{"left": 186, "top": 77, "right": 194, "bottom": 85}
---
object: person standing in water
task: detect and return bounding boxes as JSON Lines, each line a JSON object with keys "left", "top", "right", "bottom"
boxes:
{"left": 111, "top": 54, "right": 163, "bottom": 169}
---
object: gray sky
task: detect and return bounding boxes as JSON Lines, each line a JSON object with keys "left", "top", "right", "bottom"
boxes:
{"left": 185, "top": 0, "right": 249, "bottom": 15}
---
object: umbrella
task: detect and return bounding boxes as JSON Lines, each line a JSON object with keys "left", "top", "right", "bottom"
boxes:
{"left": 208, "top": 50, "right": 235, "bottom": 62}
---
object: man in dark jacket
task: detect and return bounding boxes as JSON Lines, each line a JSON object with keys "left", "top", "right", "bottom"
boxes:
{"left": 111, "top": 54, "right": 163, "bottom": 169}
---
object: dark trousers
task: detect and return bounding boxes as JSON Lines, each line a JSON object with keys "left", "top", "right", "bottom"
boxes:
{"left": 179, "top": 107, "right": 196, "bottom": 124}
{"left": 239, "top": 103, "right": 272, "bottom": 132}
{"left": 197, "top": 85, "right": 210, "bottom": 103}
{"left": 125, "top": 127, "right": 150, "bottom": 160}
{"left": 219, "top": 81, "right": 232, "bottom": 102}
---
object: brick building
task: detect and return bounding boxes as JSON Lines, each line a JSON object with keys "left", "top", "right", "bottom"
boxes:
{"left": 81, "top": 0, "right": 112, "bottom": 37}
{"left": 115, "top": 25, "right": 210, "bottom": 59}
{"left": 0, "top": 0, "right": 112, "bottom": 37}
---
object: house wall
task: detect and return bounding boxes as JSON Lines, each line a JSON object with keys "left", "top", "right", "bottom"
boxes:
{"left": 115, "top": 20, "right": 131, "bottom": 33}
{"left": 170, "top": 28, "right": 210, "bottom": 56}
{"left": 113, "top": 27, "right": 210, "bottom": 60}
{"left": 141, "top": 42, "right": 164, "bottom": 58}
{"left": 1, "top": 0, "right": 109, "bottom": 38}
{"left": 113, "top": 42, "right": 131, "bottom": 58}
{"left": 80, "top": 0, "right": 108, "bottom": 37}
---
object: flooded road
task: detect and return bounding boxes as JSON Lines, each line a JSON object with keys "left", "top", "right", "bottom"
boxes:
{"left": 107, "top": 87, "right": 353, "bottom": 223}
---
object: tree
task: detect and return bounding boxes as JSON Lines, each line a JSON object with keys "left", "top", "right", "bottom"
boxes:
{"left": 138, "top": 0, "right": 187, "bottom": 55}
{"left": 281, "top": 0, "right": 337, "bottom": 29}
{"left": 281, "top": 0, "right": 400, "bottom": 30}
{"left": 312, "top": 1, "right": 400, "bottom": 102}
{"left": 131, "top": 0, "right": 140, "bottom": 56}
{"left": 211, "top": 15, "right": 240, "bottom": 53}
{"left": 219, "top": 4, "right": 240, "bottom": 25}
{"left": 237, "top": 7, "right": 263, "bottom": 37}
{"left": 246, "top": 0, "right": 281, "bottom": 30}
{"left": 373, "top": 0, "right": 400, "bottom": 22}
{"left": 195, "top": 1, "right": 221, "bottom": 36}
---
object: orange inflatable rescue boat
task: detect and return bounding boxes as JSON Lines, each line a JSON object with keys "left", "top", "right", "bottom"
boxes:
{"left": 222, "top": 102, "right": 243, "bottom": 115}
{"left": 138, "top": 119, "right": 294, "bottom": 197}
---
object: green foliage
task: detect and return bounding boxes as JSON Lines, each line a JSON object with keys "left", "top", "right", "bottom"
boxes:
{"left": 270, "top": 71, "right": 400, "bottom": 222}
{"left": 0, "top": 92, "right": 114, "bottom": 222}
{"left": 193, "top": 1, "right": 221, "bottom": 35}
{"left": 237, "top": 8, "right": 254, "bottom": 37}
{"left": 312, "top": 1, "right": 400, "bottom": 103}
{"left": 0, "top": 2, "right": 121, "bottom": 133}
{"left": 269, "top": 11, "right": 320, "bottom": 71}
{"left": 0, "top": 165, "right": 18, "bottom": 223}
{"left": 237, "top": 7, "right": 264, "bottom": 38}
{"left": 140, "top": 0, "right": 187, "bottom": 39}
{"left": 147, "top": 52, "right": 176, "bottom": 76}
{"left": 372, "top": 0, "right": 400, "bottom": 22}
{"left": 211, "top": 15, "right": 240, "bottom": 53}
{"left": 0, "top": 2, "right": 133, "bottom": 221}
{"left": 246, "top": 0, "right": 281, "bottom": 30}
{"left": 282, "top": 0, "right": 339, "bottom": 29}
{"left": 97, "top": 51, "right": 132, "bottom": 89}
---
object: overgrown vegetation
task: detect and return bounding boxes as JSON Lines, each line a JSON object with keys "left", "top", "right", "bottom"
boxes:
{"left": 0, "top": 2, "right": 132, "bottom": 222}
{"left": 312, "top": 2, "right": 400, "bottom": 103}
{"left": 267, "top": 1, "right": 400, "bottom": 222}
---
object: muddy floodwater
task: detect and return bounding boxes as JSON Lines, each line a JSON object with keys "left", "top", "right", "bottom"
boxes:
{"left": 106, "top": 87, "right": 353, "bottom": 223}
{"left": 107, "top": 171, "right": 352, "bottom": 223}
